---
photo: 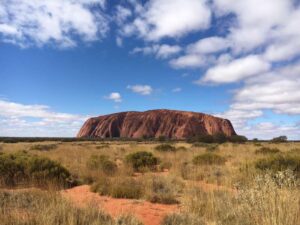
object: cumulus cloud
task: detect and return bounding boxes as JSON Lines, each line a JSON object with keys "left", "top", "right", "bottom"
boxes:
{"left": 169, "top": 54, "right": 207, "bottom": 69}
{"left": 0, "top": 99, "right": 87, "bottom": 137}
{"left": 213, "top": 0, "right": 292, "bottom": 53}
{"left": 105, "top": 92, "right": 122, "bottom": 102}
{"left": 231, "top": 64, "right": 300, "bottom": 115}
{"left": 120, "top": 0, "right": 211, "bottom": 41}
{"left": 215, "top": 62, "right": 300, "bottom": 139}
{"left": 199, "top": 55, "right": 270, "bottom": 84}
{"left": 186, "top": 37, "right": 230, "bottom": 55}
{"left": 127, "top": 85, "right": 153, "bottom": 95}
{"left": 0, "top": 0, "right": 109, "bottom": 47}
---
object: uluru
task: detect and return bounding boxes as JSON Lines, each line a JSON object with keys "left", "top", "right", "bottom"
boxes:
{"left": 77, "top": 109, "right": 236, "bottom": 139}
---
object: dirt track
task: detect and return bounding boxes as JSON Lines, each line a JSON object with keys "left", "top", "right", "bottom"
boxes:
{"left": 62, "top": 185, "right": 179, "bottom": 225}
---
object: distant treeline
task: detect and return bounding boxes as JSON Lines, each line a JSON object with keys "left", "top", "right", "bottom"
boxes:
{"left": 0, "top": 135, "right": 295, "bottom": 143}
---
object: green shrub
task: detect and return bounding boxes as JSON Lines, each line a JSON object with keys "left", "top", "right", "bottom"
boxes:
{"left": 0, "top": 152, "right": 74, "bottom": 187}
{"left": 213, "top": 133, "right": 227, "bottom": 144}
{"left": 196, "top": 134, "right": 215, "bottom": 143}
{"left": 155, "top": 144, "right": 176, "bottom": 152}
{"left": 255, "top": 147, "right": 280, "bottom": 154}
{"left": 228, "top": 135, "right": 248, "bottom": 143}
{"left": 193, "top": 153, "right": 226, "bottom": 166}
{"left": 86, "top": 154, "right": 117, "bottom": 175}
{"left": 125, "top": 151, "right": 159, "bottom": 172}
{"left": 158, "top": 136, "right": 167, "bottom": 142}
{"left": 255, "top": 155, "right": 300, "bottom": 177}
{"left": 271, "top": 135, "right": 288, "bottom": 143}
{"left": 30, "top": 144, "right": 57, "bottom": 151}
{"left": 91, "top": 177, "right": 143, "bottom": 199}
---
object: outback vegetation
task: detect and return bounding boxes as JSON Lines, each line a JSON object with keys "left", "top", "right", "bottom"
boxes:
{"left": 0, "top": 138, "right": 299, "bottom": 225}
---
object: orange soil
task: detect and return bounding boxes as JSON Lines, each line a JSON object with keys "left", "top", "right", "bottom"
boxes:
{"left": 61, "top": 185, "right": 179, "bottom": 225}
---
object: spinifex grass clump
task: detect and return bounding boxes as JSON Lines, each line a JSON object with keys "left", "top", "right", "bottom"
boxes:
{"left": 86, "top": 154, "right": 117, "bottom": 176}
{"left": 0, "top": 151, "right": 74, "bottom": 188}
{"left": 155, "top": 144, "right": 176, "bottom": 152}
{"left": 255, "top": 154, "right": 300, "bottom": 178}
{"left": 91, "top": 176, "right": 143, "bottom": 199}
{"left": 125, "top": 151, "right": 159, "bottom": 172}
{"left": 145, "top": 176, "right": 182, "bottom": 204}
{"left": 193, "top": 153, "right": 226, "bottom": 166}
{"left": 162, "top": 170, "right": 299, "bottom": 225}
{"left": 0, "top": 189, "right": 142, "bottom": 225}
{"left": 255, "top": 147, "right": 281, "bottom": 154}
{"left": 30, "top": 144, "right": 58, "bottom": 151}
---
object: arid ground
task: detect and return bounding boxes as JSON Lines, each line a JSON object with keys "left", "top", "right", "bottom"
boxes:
{"left": 0, "top": 140, "right": 299, "bottom": 225}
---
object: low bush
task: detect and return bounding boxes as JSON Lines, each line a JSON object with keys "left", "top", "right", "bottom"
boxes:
{"left": 228, "top": 135, "right": 248, "bottom": 143}
{"left": 91, "top": 177, "right": 143, "bottom": 199}
{"left": 86, "top": 154, "right": 117, "bottom": 176}
{"left": 155, "top": 144, "right": 176, "bottom": 152}
{"left": 271, "top": 135, "right": 288, "bottom": 143}
{"left": 188, "top": 133, "right": 235, "bottom": 144}
{"left": 125, "top": 151, "right": 159, "bottom": 172}
{"left": 30, "top": 144, "right": 58, "bottom": 151}
{"left": 145, "top": 176, "right": 181, "bottom": 204}
{"left": 255, "top": 154, "right": 300, "bottom": 177}
{"left": 0, "top": 152, "right": 74, "bottom": 187}
{"left": 255, "top": 147, "right": 280, "bottom": 154}
{"left": 193, "top": 153, "right": 226, "bottom": 166}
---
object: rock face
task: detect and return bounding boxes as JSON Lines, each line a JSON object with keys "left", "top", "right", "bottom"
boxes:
{"left": 77, "top": 109, "right": 236, "bottom": 139}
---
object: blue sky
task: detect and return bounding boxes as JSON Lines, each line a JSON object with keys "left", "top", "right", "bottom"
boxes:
{"left": 1, "top": 0, "right": 300, "bottom": 139}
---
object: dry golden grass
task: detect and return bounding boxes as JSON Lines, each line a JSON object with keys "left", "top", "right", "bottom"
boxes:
{"left": 1, "top": 140, "right": 300, "bottom": 225}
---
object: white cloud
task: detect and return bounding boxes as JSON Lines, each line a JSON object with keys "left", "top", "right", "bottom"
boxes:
{"left": 199, "top": 55, "right": 270, "bottom": 84}
{"left": 0, "top": 0, "right": 109, "bottom": 47}
{"left": 156, "top": 44, "right": 182, "bottom": 59}
{"left": 169, "top": 54, "right": 207, "bottom": 69}
{"left": 121, "top": 0, "right": 211, "bottom": 41}
{"left": 127, "top": 85, "right": 153, "bottom": 95}
{"left": 216, "top": 62, "right": 300, "bottom": 139}
{"left": 186, "top": 36, "right": 230, "bottom": 54}
{"left": 0, "top": 99, "right": 87, "bottom": 137}
{"left": 114, "top": 5, "right": 132, "bottom": 25}
{"left": 214, "top": 0, "right": 292, "bottom": 53}
{"left": 105, "top": 92, "right": 122, "bottom": 102}
{"left": 231, "top": 67, "right": 300, "bottom": 115}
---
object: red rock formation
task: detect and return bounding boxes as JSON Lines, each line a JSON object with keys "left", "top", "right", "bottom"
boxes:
{"left": 77, "top": 109, "right": 236, "bottom": 139}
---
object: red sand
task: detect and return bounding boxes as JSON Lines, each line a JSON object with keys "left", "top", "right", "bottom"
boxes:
{"left": 62, "top": 185, "right": 179, "bottom": 225}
